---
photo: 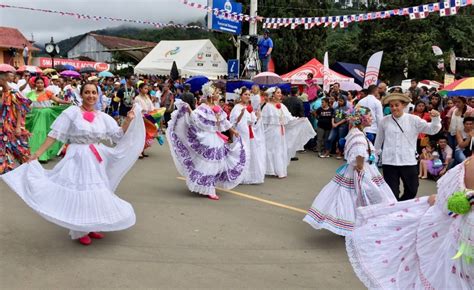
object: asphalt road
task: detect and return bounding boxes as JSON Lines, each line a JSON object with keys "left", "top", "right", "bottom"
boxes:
{"left": 0, "top": 144, "right": 437, "bottom": 289}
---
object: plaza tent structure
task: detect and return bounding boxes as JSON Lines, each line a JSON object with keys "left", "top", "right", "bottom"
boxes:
{"left": 331, "top": 62, "right": 366, "bottom": 86}
{"left": 281, "top": 58, "right": 353, "bottom": 86}
{"left": 134, "top": 39, "right": 227, "bottom": 79}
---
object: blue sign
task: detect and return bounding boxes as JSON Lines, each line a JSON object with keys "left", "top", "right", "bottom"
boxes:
{"left": 209, "top": 0, "right": 242, "bottom": 35}
{"left": 227, "top": 59, "right": 239, "bottom": 79}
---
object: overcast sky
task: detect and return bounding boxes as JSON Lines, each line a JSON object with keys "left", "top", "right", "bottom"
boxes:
{"left": 0, "top": 0, "right": 208, "bottom": 45}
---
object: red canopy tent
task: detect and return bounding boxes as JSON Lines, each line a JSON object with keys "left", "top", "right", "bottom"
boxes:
{"left": 281, "top": 58, "right": 353, "bottom": 85}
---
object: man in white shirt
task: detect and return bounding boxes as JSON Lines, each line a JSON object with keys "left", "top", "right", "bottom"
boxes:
{"left": 46, "top": 75, "right": 61, "bottom": 96}
{"left": 375, "top": 92, "right": 441, "bottom": 201}
{"left": 357, "top": 84, "right": 383, "bottom": 143}
{"left": 22, "top": 44, "right": 29, "bottom": 65}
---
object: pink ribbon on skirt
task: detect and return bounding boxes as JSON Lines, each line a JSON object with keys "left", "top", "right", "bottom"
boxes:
{"left": 216, "top": 131, "right": 229, "bottom": 142}
{"left": 89, "top": 144, "right": 103, "bottom": 163}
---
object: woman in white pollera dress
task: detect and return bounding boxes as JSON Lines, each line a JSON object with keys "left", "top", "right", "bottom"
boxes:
{"left": 230, "top": 87, "right": 266, "bottom": 184}
{"left": 262, "top": 87, "right": 315, "bottom": 178}
{"left": 167, "top": 82, "right": 248, "bottom": 200}
{"left": 1, "top": 82, "right": 145, "bottom": 246}
{"left": 303, "top": 106, "right": 396, "bottom": 236}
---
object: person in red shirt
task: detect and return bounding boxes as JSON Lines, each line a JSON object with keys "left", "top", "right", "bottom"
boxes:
{"left": 412, "top": 100, "right": 431, "bottom": 153}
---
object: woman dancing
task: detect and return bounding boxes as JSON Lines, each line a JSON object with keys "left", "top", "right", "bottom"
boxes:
{"left": 230, "top": 87, "right": 266, "bottom": 184}
{"left": 303, "top": 106, "right": 396, "bottom": 236}
{"left": 167, "top": 82, "right": 247, "bottom": 200}
{"left": 26, "top": 76, "right": 71, "bottom": 162}
{"left": 0, "top": 71, "right": 31, "bottom": 174}
{"left": 346, "top": 157, "right": 473, "bottom": 289}
{"left": 262, "top": 87, "right": 315, "bottom": 178}
{"left": 1, "top": 82, "right": 145, "bottom": 245}
{"left": 134, "top": 82, "right": 156, "bottom": 158}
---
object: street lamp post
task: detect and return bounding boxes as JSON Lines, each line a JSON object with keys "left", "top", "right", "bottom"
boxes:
{"left": 45, "top": 37, "right": 60, "bottom": 69}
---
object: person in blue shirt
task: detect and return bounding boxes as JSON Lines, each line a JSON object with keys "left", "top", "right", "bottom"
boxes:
{"left": 257, "top": 30, "right": 273, "bottom": 72}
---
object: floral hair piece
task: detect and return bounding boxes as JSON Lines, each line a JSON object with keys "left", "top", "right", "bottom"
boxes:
{"left": 346, "top": 105, "right": 371, "bottom": 126}
{"left": 447, "top": 190, "right": 473, "bottom": 264}
{"left": 30, "top": 75, "right": 49, "bottom": 87}
{"left": 234, "top": 88, "right": 242, "bottom": 95}
{"left": 448, "top": 191, "right": 473, "bottom": 215}
{"left": 265, "top": 87, "right": 277, "bottom": 98}
{"left": 202, "top": 81, "right": 216, "bottom": 98}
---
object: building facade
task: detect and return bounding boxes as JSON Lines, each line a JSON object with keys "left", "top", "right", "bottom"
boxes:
{"left": 67, "top": 33, "right": 157, "bottom": 64}
{"left": 0, "top": 27, "right": 39, "bottom": 67}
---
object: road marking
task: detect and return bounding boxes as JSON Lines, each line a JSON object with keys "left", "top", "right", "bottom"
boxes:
{"left": 176, "top": 177, "right": 307, "bottom": 214}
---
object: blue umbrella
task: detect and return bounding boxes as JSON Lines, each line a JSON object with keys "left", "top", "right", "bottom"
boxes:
{"left": 98, "top": 71, "right": 114, "bottom": 78}
{"left": 64, "top": 64, "right": 76, "bottom": 71}
{"left": 185, "top": 75, "right": 209, "bottom": 93}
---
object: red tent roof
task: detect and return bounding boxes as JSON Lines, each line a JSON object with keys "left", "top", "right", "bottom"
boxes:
{"left": 281, "top": 58, "right": 352, "bottom": 85}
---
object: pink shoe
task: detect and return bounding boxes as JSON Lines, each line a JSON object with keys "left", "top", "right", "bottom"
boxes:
{"left": 208, "top": 194, "right": 220, "bottom": 200}
{"left": 88, "top": 232, "right": 105, "bottom": 239}
{"left": 79, "top": 235, "right": 92, "bottom": 246}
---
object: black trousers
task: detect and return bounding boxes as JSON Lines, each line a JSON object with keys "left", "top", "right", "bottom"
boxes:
{"left": 382, "top": 165, "right": 419, "bottom": 201}
{"left": 164, "top": 112, "right": 172, "bottom": 125}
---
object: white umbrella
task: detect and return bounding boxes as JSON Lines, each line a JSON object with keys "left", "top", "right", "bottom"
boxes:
{"left": 339, "top": 82, "right": 362, "bottom": 91}
{"left": 252, "top": 72, "right": 284, "bottom": 85}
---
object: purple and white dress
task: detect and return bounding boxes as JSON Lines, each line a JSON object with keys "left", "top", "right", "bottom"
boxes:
{"left": 167, "top": 103, "right": 248, "bottom": 196}
{"left": 346, "top": 161, "right": 473, "bottom": 289}
{"left": 303, "top": 128, "right": 396, "bottom": 236}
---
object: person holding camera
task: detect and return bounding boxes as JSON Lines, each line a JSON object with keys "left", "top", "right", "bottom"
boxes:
{"left": 257, "top": 30, "right": 273, "bottom": 72}
{"left": 374, "top": 93, "right": 441, "bottom": 201}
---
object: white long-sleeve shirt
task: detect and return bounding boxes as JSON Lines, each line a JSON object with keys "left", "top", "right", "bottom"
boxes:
{"left": 356, "top": 94, "right": 383, "bottom": 134}
{"left": 375, "top": 113, "right": 441, "bottom": 166}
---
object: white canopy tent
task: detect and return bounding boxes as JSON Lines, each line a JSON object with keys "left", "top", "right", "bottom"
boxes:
{"left": 134, "top": 39, "right": 227, "bottom": 79}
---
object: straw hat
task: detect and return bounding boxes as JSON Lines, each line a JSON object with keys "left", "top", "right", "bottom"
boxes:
{"left": 382, "top": 92, "right": 412, "bottom": 105}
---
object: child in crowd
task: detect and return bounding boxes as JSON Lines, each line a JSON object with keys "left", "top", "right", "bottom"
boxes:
{"left": 419, "top": 141, "right": 436, "bottom": 179}
{"left": 327, "top": 96, "right": 349, "bottom": 159}
{"left": 314, "top": 98, "right": 334, "bottom": 158}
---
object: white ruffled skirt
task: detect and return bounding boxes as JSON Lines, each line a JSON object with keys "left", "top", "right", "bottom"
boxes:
{"left": 303, "top": 164, "right": 396, "bottom": 236}
{"left": 241, "top": 121, "right": 266, "bottom": 184}
{"left": 264, "top": 124, "right": 288, "bottom": 178}
{"left": 1, "top": 145, "right": 135, "bottom": 238}
{"left": 285, "top": 118, "right": 316, "bottom": 162}
{"left": 346, "top": 198, "right": 472, "bottom": 289}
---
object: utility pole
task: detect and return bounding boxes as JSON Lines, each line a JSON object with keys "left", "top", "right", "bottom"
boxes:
{"left": 249, "top": 0, "right": 258, "bottom": 36}
{"left": 236, "top": 36, "right": 241, "bottom": 61}
{"left": 237, "top": 0, "right": 257, "bottom": 62}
